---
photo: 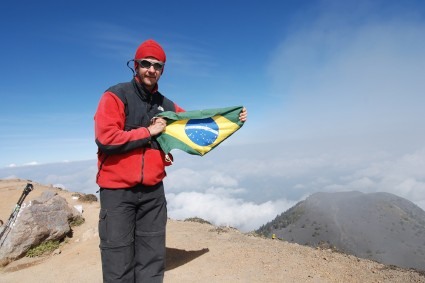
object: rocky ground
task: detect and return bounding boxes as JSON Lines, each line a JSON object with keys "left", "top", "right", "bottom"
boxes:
{"left": 0, "top": 179, "right": 424, "bottom": 283}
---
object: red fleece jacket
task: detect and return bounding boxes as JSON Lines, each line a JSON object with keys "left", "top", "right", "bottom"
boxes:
{"left": 94, "top": 79, "right": 184, "bottom": 188}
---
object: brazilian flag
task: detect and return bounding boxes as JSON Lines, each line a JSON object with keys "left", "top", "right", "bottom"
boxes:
{"left": 156, "top": 105, "right": 244, "bottom": 156}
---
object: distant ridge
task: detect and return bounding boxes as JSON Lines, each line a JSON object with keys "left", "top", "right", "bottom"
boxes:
{"left": 257, "top": 191, "right": 425, "bottom": 271}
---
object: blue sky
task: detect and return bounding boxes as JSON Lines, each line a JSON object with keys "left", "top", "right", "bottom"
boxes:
{"left": 0, "top": 0, "right": 298, "bottom": 166}
{"left": 1, "top": 0, "right": 425, "bottom": 231}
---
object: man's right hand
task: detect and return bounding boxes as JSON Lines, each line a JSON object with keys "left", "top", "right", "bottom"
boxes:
{"left": 147, "top": 117, "right": 167, "bottom": 136}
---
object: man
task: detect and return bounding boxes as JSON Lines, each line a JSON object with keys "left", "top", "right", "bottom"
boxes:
{"left": 94, "top": 39, "right": 247, "bottom": 282}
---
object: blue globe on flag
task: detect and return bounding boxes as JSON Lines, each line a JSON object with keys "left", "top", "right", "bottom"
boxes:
{"left": 185, "top": 118, "right": 219, "bottom": 146}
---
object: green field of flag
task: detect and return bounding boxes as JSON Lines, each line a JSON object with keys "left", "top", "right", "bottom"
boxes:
{"left": 156, "top": 105, "right": 244, "bottom": 156}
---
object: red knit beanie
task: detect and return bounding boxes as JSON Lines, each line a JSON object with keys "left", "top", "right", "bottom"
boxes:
{"left": 134, "top": 39, "right": 166, "bottom": 62}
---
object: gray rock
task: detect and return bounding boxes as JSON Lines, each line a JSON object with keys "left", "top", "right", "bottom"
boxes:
{"left": 0, "top": 191, "right": 79, "bottom": 266}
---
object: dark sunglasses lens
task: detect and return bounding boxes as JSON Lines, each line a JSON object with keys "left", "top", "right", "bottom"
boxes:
{"left": 139, "top": 60, "right": 152, "bottom": 68}
{"left": 152, "top": 63, "right": 163, "bottom": 70}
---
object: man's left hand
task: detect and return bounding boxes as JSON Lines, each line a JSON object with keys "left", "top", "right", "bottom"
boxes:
{"left": 239, "top": 107, "right": 247, "bottom": 122}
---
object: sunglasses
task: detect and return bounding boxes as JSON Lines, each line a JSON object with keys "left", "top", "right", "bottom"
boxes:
{"left": 137, "top": 59, "right": 164, "bottom": 71}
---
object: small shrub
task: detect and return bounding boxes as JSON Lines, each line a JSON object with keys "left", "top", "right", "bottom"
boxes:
{"left": 79, "top": 194, "right": 98, "bottom": 202}
{"left": 70, "top": 215, "right": 85, "bottom": 227}
{"left": 209, "top": 227, "right": 228, "bottom": 234}
{"left": 26, "top": 240, "right": 60, "bottom": 257}
{"left": 209, "top": 226, "right": 238, "bottom": 234}
{"left": 184, "top": 217, "right": 211, "bottom": 225}
{"left": 245, "top": 231, "right": 264, "bottom": 238}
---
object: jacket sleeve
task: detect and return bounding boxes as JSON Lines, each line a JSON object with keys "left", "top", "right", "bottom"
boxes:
{"left": 174, "top": 103, "right": 185, "bottom": 113}
{"left": 94, "top": 92, "right": 152, "bottom": 154}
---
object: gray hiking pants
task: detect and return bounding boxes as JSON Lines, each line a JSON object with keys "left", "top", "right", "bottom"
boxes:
{"left": 99, "top": 182, "right": 167, "bottom": 283}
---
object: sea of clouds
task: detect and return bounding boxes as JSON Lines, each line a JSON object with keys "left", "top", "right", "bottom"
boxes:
{"left": 1, "top": 141, "right": 424, "bottom": 232}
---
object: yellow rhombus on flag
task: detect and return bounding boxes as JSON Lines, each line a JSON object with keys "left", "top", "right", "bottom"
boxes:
{"left": 156, "top": 105, "right": 244, "bottom": 156}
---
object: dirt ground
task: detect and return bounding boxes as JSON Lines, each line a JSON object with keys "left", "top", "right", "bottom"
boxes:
{"left": 0, "top": 179, "right": 424, "bottom": 283}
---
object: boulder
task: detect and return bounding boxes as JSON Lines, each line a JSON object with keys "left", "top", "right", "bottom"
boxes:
{"left": 0, "top": 191, "right": 80, "bottom": 266}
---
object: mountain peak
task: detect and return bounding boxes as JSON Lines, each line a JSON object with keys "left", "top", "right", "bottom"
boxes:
{"left": 257, "top": 190, "right": 425, "bottom": 272}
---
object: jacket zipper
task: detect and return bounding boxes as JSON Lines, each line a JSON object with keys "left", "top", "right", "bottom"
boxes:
{"left": 140, "top": 90, "right": 152, "bottom": 185}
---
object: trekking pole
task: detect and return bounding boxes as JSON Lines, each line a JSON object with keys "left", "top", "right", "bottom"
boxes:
{"left": 0, "top": 183, "right": 34, "bottom": 246}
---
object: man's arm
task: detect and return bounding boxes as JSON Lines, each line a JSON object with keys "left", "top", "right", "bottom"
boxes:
{"left": 94, "top": 92, "right": 152, "bottom": 154}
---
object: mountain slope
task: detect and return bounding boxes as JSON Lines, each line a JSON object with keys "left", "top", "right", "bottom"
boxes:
{"left": 1, "top": 180, "right": 424, "bottom": 282}
{"left": 257, "top": 191, "right": 425, "bottom": 271}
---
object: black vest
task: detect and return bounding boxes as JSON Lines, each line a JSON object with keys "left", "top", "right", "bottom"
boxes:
{"left": 106, "top": 78, "right": 176, "bottom": 150}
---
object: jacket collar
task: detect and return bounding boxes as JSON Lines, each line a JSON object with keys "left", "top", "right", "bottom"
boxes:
{"left": 132, "top": 77, "right": 158, "bottom": 101}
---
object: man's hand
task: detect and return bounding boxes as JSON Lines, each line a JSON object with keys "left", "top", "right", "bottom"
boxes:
{"left": 147, "top": 117, "right": 167, "bottom": 136}
{"left": 239, "top": 107, "right": 248, "bottom": 122}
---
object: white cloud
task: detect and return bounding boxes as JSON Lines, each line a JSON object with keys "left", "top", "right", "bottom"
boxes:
{"left": 166, "top": 166, "right": 239, "bottom": 193}
{"left": 267, "top": 14, "right": 425, "bottom": 148}
{"left": 208, "top": 173, "right": 238, "bottom": 187}
{"left": 163, "top": 143, "right": 422, "bottom": 230}
{"left": 205, "top": 186, "right": 246, "bottom": 197}
{"left": 23, "top": 161, "right": 39, "bottom": 166}
{"left": 250, "top": 7, "right": 425, "bottom": 210}
{"left": 166, "top": 191, "right": 295, "bottom": 232}
{"left": 3, "top": 161, "right": 39, "bottom": 168}
{"left": 284, "top": 147, "right": 425, "bottom": 212}
{"left": 343, "top": 148, "right": 425, "bottom": 202}
{"left": 1, "top": 144, "right": 424, "bottom": 232}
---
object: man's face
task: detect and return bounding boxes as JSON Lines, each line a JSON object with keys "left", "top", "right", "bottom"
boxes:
{"left": 136, "top": 57, "right": 164, "bottom": 91}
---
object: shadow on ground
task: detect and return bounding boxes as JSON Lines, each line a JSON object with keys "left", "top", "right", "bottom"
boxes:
{"left": 166, "top": 247, "right": 209, "bottom": 271}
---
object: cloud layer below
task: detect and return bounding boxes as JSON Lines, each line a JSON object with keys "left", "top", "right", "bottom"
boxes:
{"left": 3, "top": 140, "right": 424, "bottom": 233}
